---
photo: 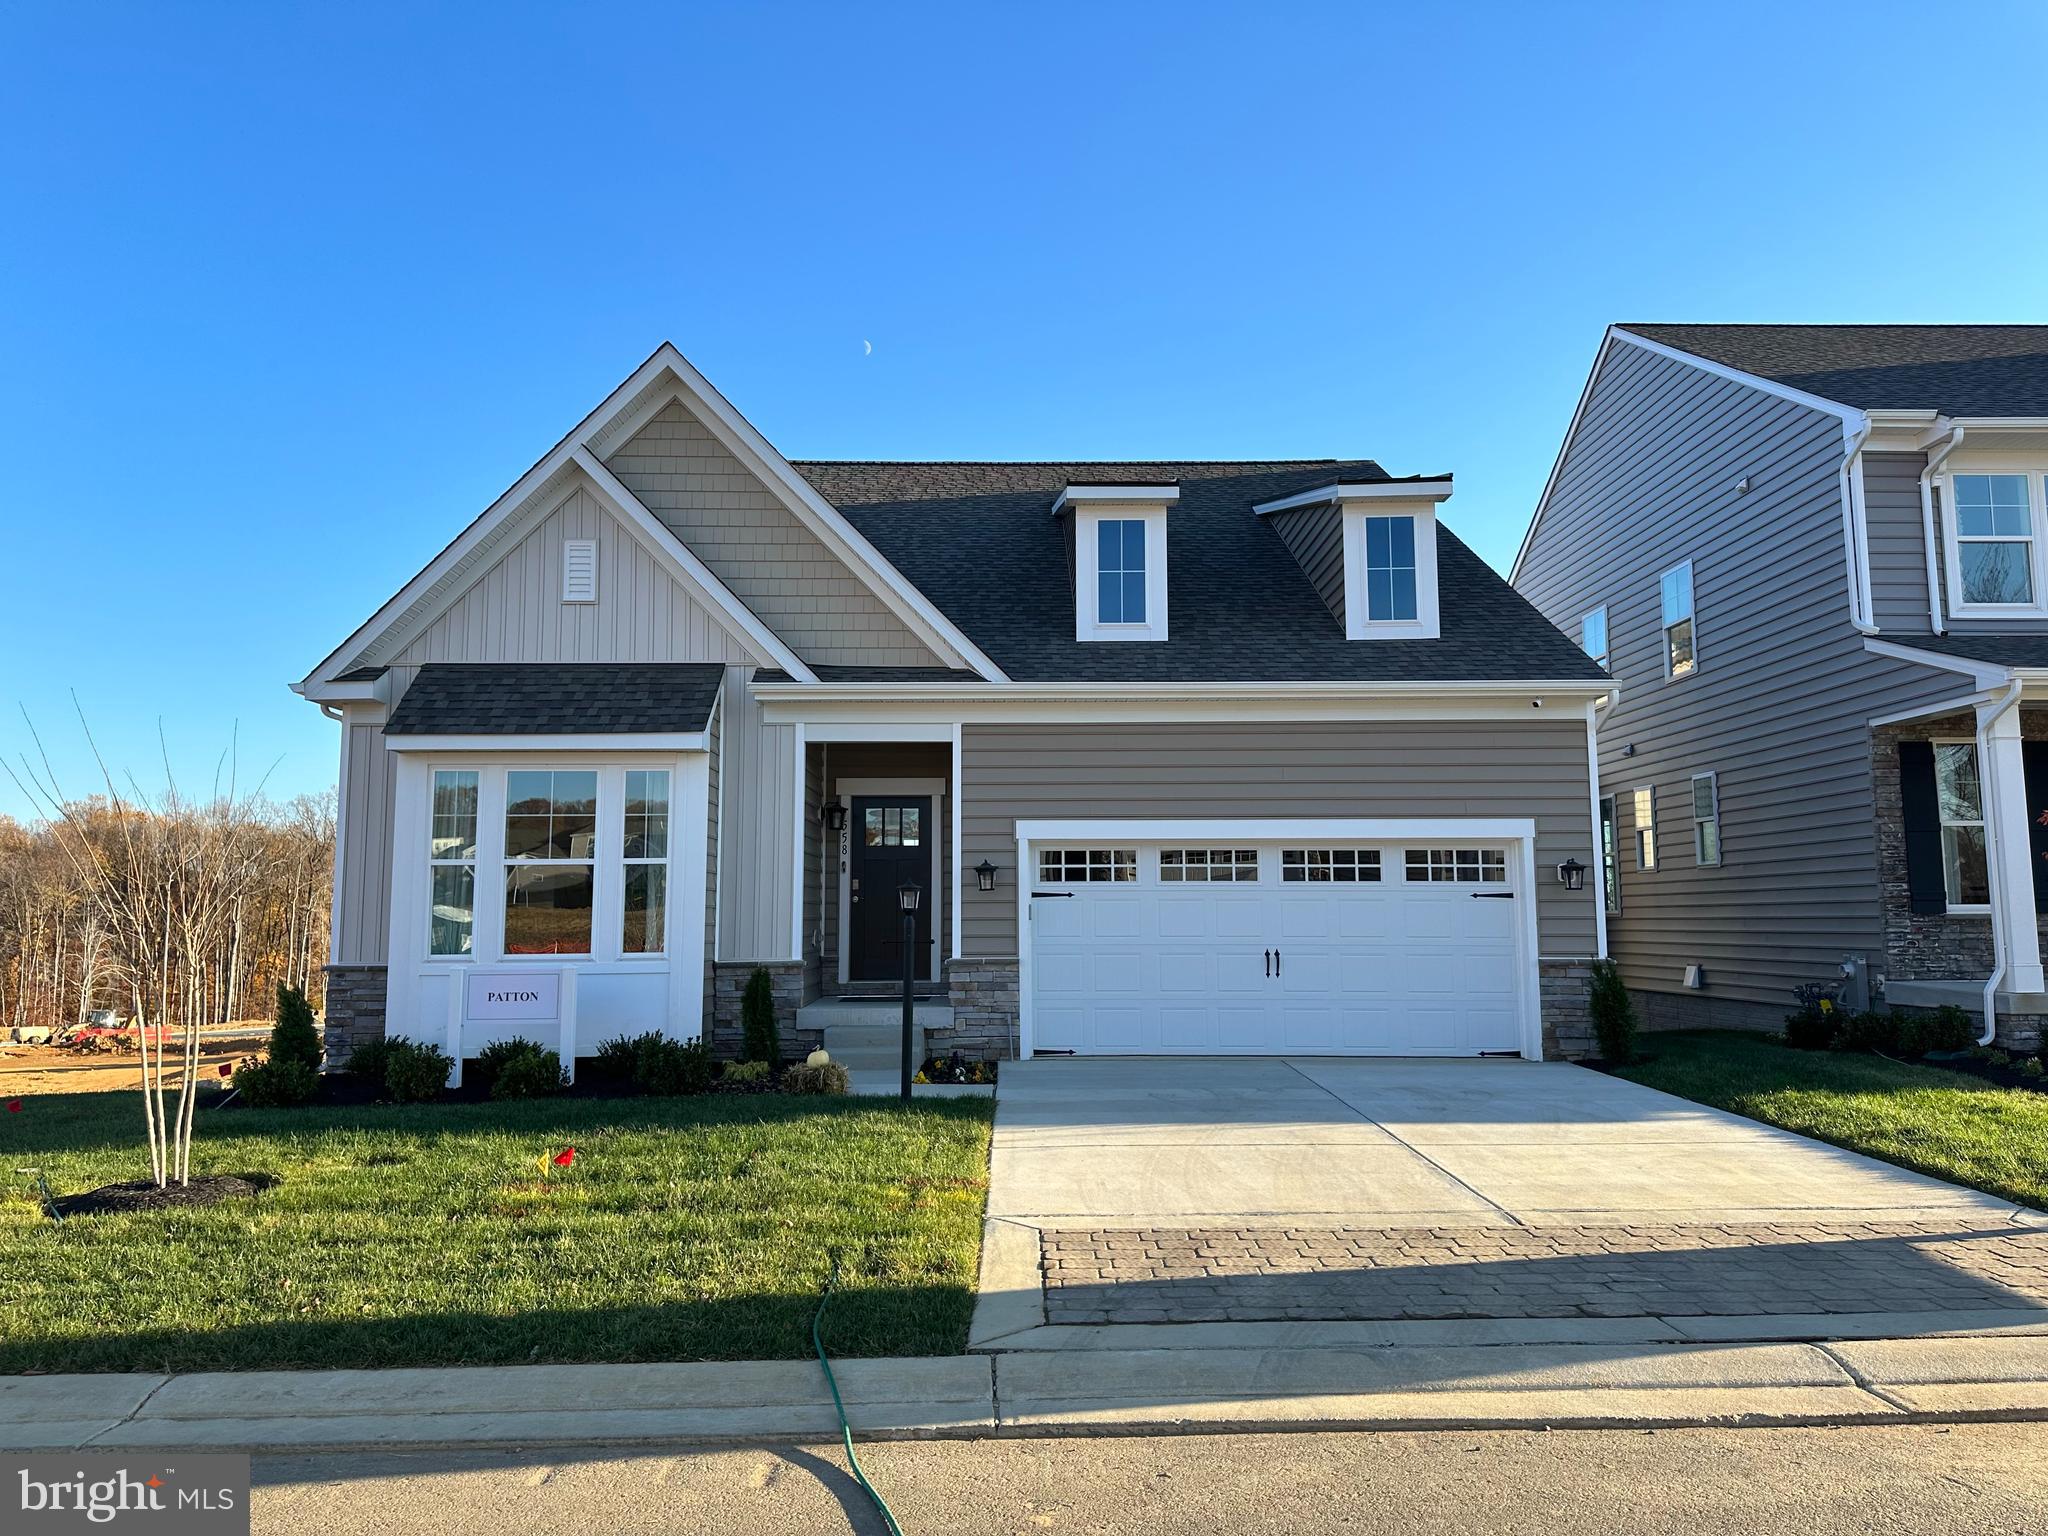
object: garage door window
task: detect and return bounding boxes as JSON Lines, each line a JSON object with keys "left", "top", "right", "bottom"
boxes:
{"left": 1281, "top": 849, "right": 1382, "bottom": 883}
{"left": 1037, "top": 848, "right": 1137, "bottom": 883}
{"left": 1159, "top": 848, "right": 1259, "bottom": 882}
{"left": 1404, "top": 848, "right": 1507, "bottom": 883}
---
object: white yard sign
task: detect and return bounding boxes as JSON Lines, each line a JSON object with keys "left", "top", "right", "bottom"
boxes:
{"left": 448, "top": 970, "right": 578, "bottom": 1087}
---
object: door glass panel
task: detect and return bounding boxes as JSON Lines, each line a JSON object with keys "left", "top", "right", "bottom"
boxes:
{"left": 901, "top": 806, "right": 921, "bottom": 846}
{"left": 865, "top": 807, "right": 883, "bottom": 846}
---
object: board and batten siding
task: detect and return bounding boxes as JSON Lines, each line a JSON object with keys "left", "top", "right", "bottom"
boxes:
{"left": 604, "top": 401, "right": 942, "bottom": 669}
{"left": 1514, "top": 338, "right": 1966, "bottom": 1013}
{"left": 1266, "top": 504, "right": 1345, "bottom": 627}
{"left": 715, "top": 667, "right": 800, "bottom": 962}
{"left": 333, "top": 711, "right": 399, "bottom": 966}
{"left": 957, "top": 719, "right": 1598, "bottom": 959}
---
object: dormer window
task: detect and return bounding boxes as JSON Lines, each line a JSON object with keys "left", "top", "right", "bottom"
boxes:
{"left": 1254, "top": 478, "right": 1451, "bottom": 641}
{"left": 1054, "top": 484, "right": 1176, "bottom": 642}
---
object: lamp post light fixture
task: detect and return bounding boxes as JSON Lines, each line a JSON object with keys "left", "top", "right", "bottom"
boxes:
{"left": 1556, "top": 858, "right": 1588, "bottom": 891}
{"left": 974, "top": 859, "right": 998, "bottom": 893}
{"left": 897, "top": 880, "right": 922, "bottom": 1102}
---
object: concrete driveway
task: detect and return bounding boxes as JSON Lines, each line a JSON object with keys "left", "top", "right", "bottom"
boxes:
{"left": 987, "top": 1056, "right": 2026, "bottom": 1228}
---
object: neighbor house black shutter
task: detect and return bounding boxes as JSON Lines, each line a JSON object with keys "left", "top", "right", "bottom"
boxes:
{"left": 1898, "top": 741, "right": 1947, "bottom": 916}
{"left": 2025, "top": 743, "right": 2048, "bottom": 912}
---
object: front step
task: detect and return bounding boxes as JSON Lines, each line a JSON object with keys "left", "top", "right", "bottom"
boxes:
{"left": 804, "top": 999, "right": 954, "bottom": 1074}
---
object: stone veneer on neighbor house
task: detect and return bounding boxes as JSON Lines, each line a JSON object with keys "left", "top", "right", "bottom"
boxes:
{"left": 319, "top": 964, "right": 388, "bottom": 1071}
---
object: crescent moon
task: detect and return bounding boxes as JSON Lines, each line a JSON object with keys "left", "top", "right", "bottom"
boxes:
{"left": 863, "top": 339, "right": 873, "bottom": 356}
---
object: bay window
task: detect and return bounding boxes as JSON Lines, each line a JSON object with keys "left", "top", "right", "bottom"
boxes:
{"left": 622, "top": 769, "right": 670, "bottom": 954}
{"left": 504, "top": 769, "right": 598, "bottom": 955}
{"left": 428, "top": 770, "right": 478, "bottom": 956}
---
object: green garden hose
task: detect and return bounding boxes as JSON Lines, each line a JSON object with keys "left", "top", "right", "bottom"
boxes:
{"left": 811, "top": 1260, "right": 906, "bottom": 1536}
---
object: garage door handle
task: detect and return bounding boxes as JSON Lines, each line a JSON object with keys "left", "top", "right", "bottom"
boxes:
{"left": 1264, "top": 948, "right": 1271, "bottom": 977}
{"left": 1274, "top": 948, "right": 1281, "bottom": 977}
{"left": 1032, "top": 891, "right": 1073, "bottom": 899}
{"left": 1471, "top": 891, "right": 1516, "bottom": 899}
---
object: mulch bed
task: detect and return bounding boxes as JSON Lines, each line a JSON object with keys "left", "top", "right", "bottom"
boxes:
{"left": 216, "top": 1065, "right": 794, "bottom": 1111}
{"left": 52, "top": 1173, "right": 274, "bottom": 1218}
{"left": 1918, "top": 1050, "right": 2048, "bottom": 1096}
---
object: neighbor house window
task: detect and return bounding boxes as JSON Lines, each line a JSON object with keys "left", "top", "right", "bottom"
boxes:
{"left": 1660, "top": 561, "right": 1695, "bottom": 677}
{"left": 1159, "top": 849, "right": 1259, "bottom": 882}
{"left": 1038, "top": 848, "right": 1137, "bottom": 883}
{"left": 1096, "top": 519, "right": 1147, "bottom": 624}
{"left": 1691, "top": 772, "right": 1721, "bottom": 867}
{"left": 1581, "top": 605, "right": 1608, "bottom": 666}
{"left": 1404, "top": 848, "right": 1507, "bottom": 883}
{"left": 1952, "top": 474, "right": 2036, "bottom": 606}
{"left": 622, "top": 769, "right": 669, "bottom": 954}
{"left": 1599, "top": 796, "right": 1621, "bottom": 912}
{"left": 428, "top": 769, "right": 479, "bottom": 956}
{"left": 1282, "top": 849, "right": 1383, "bottom": 883}
{"left": 1364, "top": 516, "right": 1419, "bottom": 622}
{"left": 1934, "top": 741, "right": 1990, "bottom": 909}
{"left": 503, "top": 769, "right": 598, "bottom": 955}
{"left": 1632, "top": 785, "right": 1657, "bottom": 871}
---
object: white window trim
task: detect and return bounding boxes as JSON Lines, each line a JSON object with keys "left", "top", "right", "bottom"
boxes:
{"left": 1938, "top": 465, "right": 2048, "bottom": 620}
{"left": 1073, "top": 505, "right": 1171, "bottom": 642}
{"left": 1933, "top": 736, "right": 1992, "bottom": 915}
{"left": 1690, "top": 771, "right": 1721, "bottom": 868}
{"left": 1341, "top": 502, "right": 1441, "bottom": 640}
{"left": 1660, "top": 560, "right": 1697, "bottom": 681}
{"left": 1581, "top": 605, "right": 1608, "bottom": 667}
{"left": 1631, "top": 785, "right": 1657, "bottom": 872}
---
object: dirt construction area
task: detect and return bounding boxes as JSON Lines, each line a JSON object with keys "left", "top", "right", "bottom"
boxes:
{"left": 0, "top": 1029, "right": 266, "bottom": 1096}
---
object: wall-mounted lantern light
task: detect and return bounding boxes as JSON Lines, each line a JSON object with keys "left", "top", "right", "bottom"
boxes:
{"left": 824, "top": 800, "right": 847, "bottom": 833}
{"left": 974, "top": 859, "right": 998, "bottom": 893}
{"left": 1556, "top": 858, "right": 1587, "bottom": 891}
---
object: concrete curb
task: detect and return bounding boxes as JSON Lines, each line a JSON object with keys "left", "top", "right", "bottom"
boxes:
{"left": 10, "top": 1337, "right": 2048, "bottom": 1451}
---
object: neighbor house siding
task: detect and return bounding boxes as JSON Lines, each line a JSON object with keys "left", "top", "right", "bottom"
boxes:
{"left": 714, "top": 668, "right": 799, "bottom": 961}
{"left": 334, "top": 710, "right": 398, "bottom": 966}
{"left": 957, "top": 719, "right": 1598, "bottom": 958}
{"left": 605, "top": 401, "right": 942, "bottom": 669}
{"left": 1864, "top": 451, "right": 1936, "bottom": 633}
{"left": 1514, "top": 337, "right": 1966, "bottom": 1016}
{"left": 703, "top": 694, "right": 721, "bottom": 1035}
{"left": 1266, "top": 504, "right": 1345, "bottom": 626}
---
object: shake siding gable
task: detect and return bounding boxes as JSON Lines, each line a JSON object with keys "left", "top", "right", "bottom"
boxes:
{"left": 605, "top": 401, "right": 943, "bottom": 669}
{"left": 1515, "top": 337, "right": 1967, "bottom": 1015}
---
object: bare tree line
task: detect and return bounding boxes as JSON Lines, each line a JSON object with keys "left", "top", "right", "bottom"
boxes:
{"left": 0, "top": 792, "right": 334, "bottom": 1033}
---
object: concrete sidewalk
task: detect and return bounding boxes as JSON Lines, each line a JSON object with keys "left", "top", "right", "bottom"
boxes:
{"left": 9, "top": 1334, "right": 2048, "bottom": 1451}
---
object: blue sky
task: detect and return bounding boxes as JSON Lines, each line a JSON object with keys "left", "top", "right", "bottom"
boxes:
{"left": 4, "top": 2, "right": 2046, "bottom": 819}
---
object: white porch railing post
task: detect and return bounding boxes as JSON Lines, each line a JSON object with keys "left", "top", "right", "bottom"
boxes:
{"left": 1980, "top": 698, "right": 2045, "bottom": 994}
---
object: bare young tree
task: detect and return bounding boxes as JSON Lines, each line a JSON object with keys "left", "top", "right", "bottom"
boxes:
{"left": 9, "top": 713, "right": 279, "bottom": 1187}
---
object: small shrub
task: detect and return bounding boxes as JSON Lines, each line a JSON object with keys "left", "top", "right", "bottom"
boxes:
{"left": 270, "top": 982, "right": 324, "bottom": 1075}
{"left": 1784, "top": 984, "right": 1841, "bottom": 1051}
{"left": 592, "top": 1033, "right": 645, "bottom": 1079}
{"left": 488, "top": 1044, "right": 567, "bottom": 1100}
{"left": 344, "top": 1037, "right": 392, "bottom": 1082}
{"left": 232, "top": 1055, "right": 320, "bottom": 1107}
{"left": 1835, "top": 1010, "right": 1902, "bottom": 1055}
{"left": 1920, "top": 1005, "right": 1978, "bottom": 1053}
{"left": 781, "top": 1060, "right": 849, "bottom": 1095}
{"left": 1987, "top": 1048, "right": 2013, "bottom": 1068}
{"left": 471, "top": 1036, "right": 548, "bottom": 1095}
{"left": 383, "top": 1040, "right": 453, "bottom": 1102}
{"left": 2022, "top": 1057, "right": 2046, "bottom": 1079}
{"left": 1585, "top": 958, "right": 1638, "bottom": 1062}
{"left": 723, "top": 1059, "right": 771, "bottom": 1084}
{"left": 632, "top": 1035, "right": 715, "bottom": 1095}
{"left": 741, "top": 968, "right": 780, "bottom": 1064}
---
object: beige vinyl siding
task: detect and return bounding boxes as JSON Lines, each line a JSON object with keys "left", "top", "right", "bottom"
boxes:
{"left": 391, "top": 485, "right": 760, "bottom": 668}
{"left": 1515, "top": 338, "right": 1968, "bottom": 1011}
{"left": 334, "top": 711, "right": 398, "bottom": 965}
{"left": 605, "top": 401, "right": 942, "bottom": 669}
{"left": 1267, "top": 504, "right": 1345, "bottom": 626}
{"left": 714, "top": 668, "right": 799, "bottom": 961}
{"left": 958, "top": 719, "right": 1597, "bottom": 958}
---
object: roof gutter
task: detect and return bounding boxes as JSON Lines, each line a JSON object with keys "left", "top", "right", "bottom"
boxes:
{"left": 747, "top": 678, "right": 1618, "bottom": 703}
{"left": 1921, "top": 422, "right": 1966, "bottom": 635}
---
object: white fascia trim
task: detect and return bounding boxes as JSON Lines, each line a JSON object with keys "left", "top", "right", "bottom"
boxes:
{"left": 1859, "top": 638, "right": 2048, "bottom": 696}
{"left": 1051, "top": 485, "right": 1180, "bottom": 515}
{"left": 749, "top": 678, "right": 1614, "bottom": 703}
{"left": 1867, "top": 688, "right": 2003, "bottom": 729}
{"left": 294, "top": 675, "right": 391, "bottom": 705}
{"left": 1015, "top": 816, "right": 1538, "bottom": 843}
{"left": 800, "top": 721, "right": 960, "bottom": 743}
{"left": 1254, "top": 480, "right": 1454, "bottom": 516}
{"left": 646, "top": 345, "right": 1010, "bottom": 682}
{"left": 570, "top": 449, "right": 817, "bottom": 681}
{"left": 384, "top": 731, "right": 712, "bottom": 753}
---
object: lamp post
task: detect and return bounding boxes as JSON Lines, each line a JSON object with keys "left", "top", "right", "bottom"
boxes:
{"left": 897, "top": 881, "right": 922, "bottom": 1102}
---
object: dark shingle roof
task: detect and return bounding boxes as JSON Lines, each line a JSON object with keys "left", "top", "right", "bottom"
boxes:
{"left": 1624, "top": 325, "right": 2048, "bottom": 417}
{"left": 791, "top": 460, "right": 1607, "bottom": 684}
{"left": 385, "top": 663, "right": 724, "bottom": 735}
{"left": 334, "top": 665, "right": 388, "bottom": 683}
{"left": 1882, "top": 634, "right": 2048, "bottom": 670}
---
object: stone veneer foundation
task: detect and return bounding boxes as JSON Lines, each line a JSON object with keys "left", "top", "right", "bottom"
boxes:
{"left": 710, "top": 961, "right": 809, "bottom": 1060}
{"left": 940, "top": 957, "right": 1020, "bottom": 1060}
{"left": 319, "top": 964, "right": 388, "bottom": 1071}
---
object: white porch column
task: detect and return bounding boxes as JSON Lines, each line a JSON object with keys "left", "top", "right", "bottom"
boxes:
{"left": 1979, "top": 695, "right": 2045, "bottom": 993}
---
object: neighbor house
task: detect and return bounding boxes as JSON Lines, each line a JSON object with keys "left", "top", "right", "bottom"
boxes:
{"left": 1514, "top": 324, "right": 2048, "bottom": 1049}
{"left": 297, "top": 344, "right": 1611, "bottom": 1070}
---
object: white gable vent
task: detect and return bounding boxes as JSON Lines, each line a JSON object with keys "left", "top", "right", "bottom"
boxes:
{"left": 562, "top": 539, "right": 598, "bottom": 603}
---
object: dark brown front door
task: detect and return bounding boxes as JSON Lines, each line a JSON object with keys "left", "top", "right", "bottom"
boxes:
{"left": 850, "top": 796, "right": 933, "bottom": 980}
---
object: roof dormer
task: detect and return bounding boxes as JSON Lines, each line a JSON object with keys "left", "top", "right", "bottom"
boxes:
{"left": 1052, "top": 483, "right": 1178, "bottom": 642}
{"left": 1254, "top": 477, "right": 1453, "bottom": 640}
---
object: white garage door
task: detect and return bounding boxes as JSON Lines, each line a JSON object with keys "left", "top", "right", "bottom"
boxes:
{"left": 1028, "top": 840, "right": 1527, "bottom": 1056}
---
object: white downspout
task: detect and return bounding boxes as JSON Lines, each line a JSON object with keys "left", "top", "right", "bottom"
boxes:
{"left": 1921, "top": 424, "right": 1965, "bottom": 635}
{"left": 1839, "top": 417, "right": 1877, "bottom": 634}
{"left": 1977, "top": 677, "right": 2024, "bottom": 1045}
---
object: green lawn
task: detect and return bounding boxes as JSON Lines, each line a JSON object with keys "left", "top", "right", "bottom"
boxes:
{"left": 1614, "top": 1030, "right": 2048, "bottom": 1211}
{"left": 0, "top": 1089, "right": 994, "bottom": 1374}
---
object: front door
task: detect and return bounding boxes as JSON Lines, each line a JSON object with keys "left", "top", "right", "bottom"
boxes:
{"left": 851, "top": 796, "right": 933, "bottom": 981}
